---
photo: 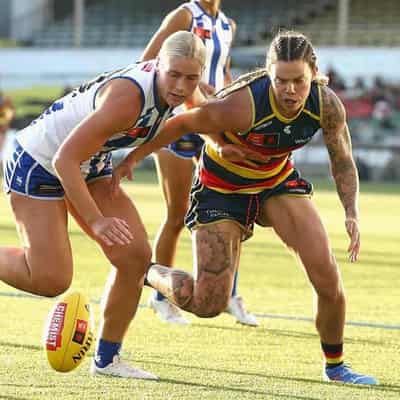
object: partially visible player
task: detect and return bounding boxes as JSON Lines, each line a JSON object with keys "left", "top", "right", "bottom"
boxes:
{"left": 1, "top": 31, "right": 206, "bottom": 379}
{"left": 113, "top": 31, "right": 378, "bottom": 385}
{"left": 140, "top": 0, "right": 258, "bottom": 326}
{"left": 0, "top": 93, "right": 15, "bottom": 165}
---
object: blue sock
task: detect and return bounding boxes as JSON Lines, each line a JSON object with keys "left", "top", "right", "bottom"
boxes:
{"left": 155, "top": 291, "right": 165, "bottom": 301}
{"left": 231, "top": 271, "right": 238, "bottom": 297}
{"left": 94, "top": 338, "right": 121, "bottom": 368}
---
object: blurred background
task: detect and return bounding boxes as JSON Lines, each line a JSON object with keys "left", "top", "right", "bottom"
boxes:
{"left": 0, "top": 0, "right": 399, "bottom": 181}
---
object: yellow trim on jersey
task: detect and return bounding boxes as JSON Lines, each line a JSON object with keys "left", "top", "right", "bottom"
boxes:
{"left": 269, "top": 85, "right": 305, "bottom": 123}
{"left": 208, "top": 166, "right": 294, "bottom": 194}
{"left": 206, "top": 144, "right": 289, "bottom": 179}
{"left": 253, "top": 112, "right": 275, "bottom": 128}
{"left": 237, "top": 86, "right": 256, "bottom": 136}
{"left": 303, "top": 109, "right": 320, "bottom": 121}
{"left": 318, "top": 84, "right": 324, "bottom": 126}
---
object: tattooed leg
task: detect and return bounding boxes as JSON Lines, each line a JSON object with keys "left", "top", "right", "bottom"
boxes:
{"left": 146, "top": 264, "right": 194, "bottom": 308}
{"left": 147, "top": 221, "right": 242, "bottom": 317}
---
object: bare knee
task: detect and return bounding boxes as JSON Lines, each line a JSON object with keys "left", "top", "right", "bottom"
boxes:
{"left": 33, "top": 273, "right": 72, "bottom": 297}
{"left": 312, "top": 255, "right": 345, "bottom": 303}
{"left": 192, "top": 287, "right": 230, "bottom": 318}
{"left": 106, "top": 241, "right": 152, "bottom": 275}
{"left": 165, "top": 204, "right": 188, "bottom": 233}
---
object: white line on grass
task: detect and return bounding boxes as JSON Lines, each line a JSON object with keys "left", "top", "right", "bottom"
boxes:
{"left": 0, "top": 290, "right": 399, "bottom": 331}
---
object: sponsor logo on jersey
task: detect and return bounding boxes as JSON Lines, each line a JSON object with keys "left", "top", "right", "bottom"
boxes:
{"left": 255, "top": 120, "right": 273, "bottom": 129}
{"left": 193, "top": 26, "right": 211, "bottom": 40}
{"left": 247, "top": 132, "right": 265, "bottom": 146}
{"left": 127, "top": 126, "right": 150, "bottom": 138}
{"left": 141, "top": 62, "right": 153, "bottom": 72}
{"left": 264, "top": 133, "right": 280, "bottom": 147}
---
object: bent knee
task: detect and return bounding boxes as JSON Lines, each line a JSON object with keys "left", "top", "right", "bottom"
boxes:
{"left": 106, "top": 242, "right": 152, "bottom": 272}
{"left": 194, "top": 306, "right": 225, "bottom": 318}
{"left": 165, "top": 212, "right": 187, "bottom": 232}
{"left": 192, "top": 293, "right": 230, "bottom": 318}
{"left": 316, "top": 283, "right": 345, "bottom": 303}
{"left": 33, "top": 275, "right": 72, "bottom": 297}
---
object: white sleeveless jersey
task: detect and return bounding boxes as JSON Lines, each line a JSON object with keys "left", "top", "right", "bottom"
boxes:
{"left": 16, "top": 60, "right": 173, "bottom": 176}
{"left": 182, "top": 1, "right": 233, "bottom": 91}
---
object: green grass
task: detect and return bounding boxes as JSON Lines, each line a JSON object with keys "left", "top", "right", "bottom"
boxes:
{"left": 6, "top": 86, "right": 63, "bottom": 119}
{"left": 0, "top": 172, "right": 399, "bottom": 399}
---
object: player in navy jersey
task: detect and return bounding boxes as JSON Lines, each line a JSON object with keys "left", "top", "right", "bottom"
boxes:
{"left": 140, "top": 0, "right": 258, "bottom": 326}
{"left": 113, "top": 31, "right": 378, "bottom": 385}
{"left": 1, "top": 31, "right": 206, "bottom": 379}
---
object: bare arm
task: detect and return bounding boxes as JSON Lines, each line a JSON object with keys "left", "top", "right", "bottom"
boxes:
{"left": 321, "top": 85, "right": 360, "bottom": 261}
{"left": 52, "top": 80, "right": 141, "bottom": 245}
{"left": 140, "top": 8, "right": 192, "bottom": 61}
{"left": 121, "top": 87, "right": 254, "bottom": 166}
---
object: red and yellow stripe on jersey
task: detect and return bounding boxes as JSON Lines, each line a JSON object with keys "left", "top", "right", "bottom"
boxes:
{"left": 198, "top": 74, "right": 322, "bottom": 194}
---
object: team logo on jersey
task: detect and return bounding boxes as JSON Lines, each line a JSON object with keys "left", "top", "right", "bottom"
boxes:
{"left": 127, "top": 126, "right": 150, "bottom": 138}
{"left": 193, "top": 26, "right": 211, "bottom": 40}
{"left": 264, "top": 133, "right": 280, "bottom": 147}
{"left": 247, "top": 132, "right": 265, "bottom": 146}
{"left": 141, "top": 62, "right": 153, "bottom": 72}
{"left": 247, "top": 132, "right": 279, "bottom": 147}
{"left": 283, "top": 125, "right": 292, "bottom": 135}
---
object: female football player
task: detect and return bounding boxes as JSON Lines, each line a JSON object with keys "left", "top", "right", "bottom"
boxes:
{"left": 112, "top": 30, "right": 378, "bottom": 385}
{"left": 140, "top": 0, "right": 258, "bottom": 326}
{"left": 1, "top": 31, "right": 205, "bottom": 379}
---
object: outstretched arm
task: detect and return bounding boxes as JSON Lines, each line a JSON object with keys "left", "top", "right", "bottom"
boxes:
{"left": 321, "top": 85, "right": 360, "bottom": 262}
{"left": 119, "top": 88, "right": 254, "bottom": 168}
{"left": 53, "top": 79, "right": 141, "bottom": 246}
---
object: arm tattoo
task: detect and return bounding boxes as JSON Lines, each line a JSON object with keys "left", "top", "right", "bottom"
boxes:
{"left": 321, "top": 86, "right": 359, "bottom": 219}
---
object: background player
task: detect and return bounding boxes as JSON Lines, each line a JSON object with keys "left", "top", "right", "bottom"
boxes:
{"left": 140, "top": 0, "right": 258, "bottom": 326}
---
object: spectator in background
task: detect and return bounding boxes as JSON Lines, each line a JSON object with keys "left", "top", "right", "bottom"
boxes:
{"left": 326, "top": 66, "right": 346, "bottom": 92}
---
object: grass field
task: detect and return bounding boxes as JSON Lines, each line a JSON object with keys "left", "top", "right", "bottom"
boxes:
{"left": 0, "top": 172, "right": 399, "bottom": 400}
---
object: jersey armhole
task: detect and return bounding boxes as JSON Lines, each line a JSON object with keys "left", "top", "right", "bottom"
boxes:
{"left": 181, "top": 5, "right": 194, "bottom": 32}
{"left": 92, "top": 76, "right": 145, "bottom": 129}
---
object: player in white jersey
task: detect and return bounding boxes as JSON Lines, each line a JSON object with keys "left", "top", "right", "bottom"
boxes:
{"left": 1, "top": 31, "right": 206, "bottom": 379}
{"left": 140, "top": 0, "right": 259, "bottom": 327}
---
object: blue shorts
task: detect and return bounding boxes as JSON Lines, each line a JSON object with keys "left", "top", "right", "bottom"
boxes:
{"left": 166, "top": 134, "right": 204, "bottom": 159}
{"left": 185, "top": 170, "right": 313, "bottom": 241}
{"left": 3, "top": 139, "right": 113, "bottom": 200}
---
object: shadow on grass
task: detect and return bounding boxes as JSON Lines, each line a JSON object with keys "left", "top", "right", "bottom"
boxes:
{"left": 160, "top": 377, "right": 320, "bottom": 399}
{"left": 189, "top": 324, "right": 394, "bottom": 346}
{"left": 0, "top": 395, "right": 32, "bottom": 400}
{"left": 130, "top": 357, "right": 400, "bottom": 395}
{"left": 0, "top": 340, "right": 42, "bottom": 351}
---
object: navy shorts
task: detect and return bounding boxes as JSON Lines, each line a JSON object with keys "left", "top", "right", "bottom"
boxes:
{"left": 3, "top": 139, "right": 113, "bottom": 200}
{"left": 185, "top": 169, "right": 313, "bottom": 241}
{"left": 166, "top": 133, "right": 204, "bottom": 159}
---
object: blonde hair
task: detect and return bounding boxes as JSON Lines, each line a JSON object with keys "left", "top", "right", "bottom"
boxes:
{"left": 159, "top": 31, "right": 206, "bottom": 68}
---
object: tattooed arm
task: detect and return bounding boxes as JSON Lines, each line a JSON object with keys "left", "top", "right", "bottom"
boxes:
{"left": 321, "top": 85, "right": 360, "bottom": 262}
